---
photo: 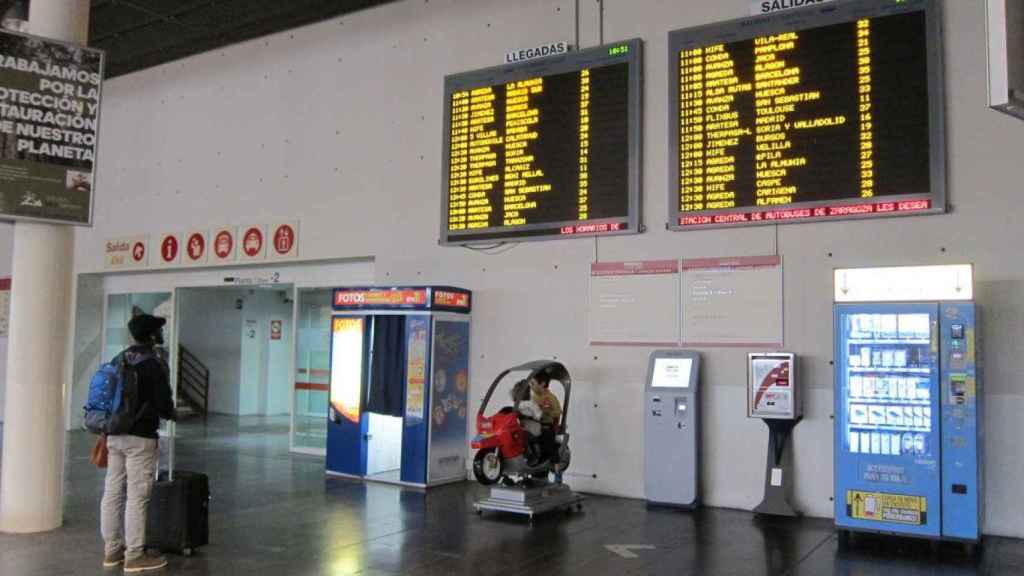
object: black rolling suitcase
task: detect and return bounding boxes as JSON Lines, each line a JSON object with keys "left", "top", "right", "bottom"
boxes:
{"left": 146, "top": 421, "right": 210, "bottom": 556}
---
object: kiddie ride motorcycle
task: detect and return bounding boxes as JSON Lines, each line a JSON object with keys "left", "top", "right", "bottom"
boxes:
{"left": 470, "top": 360, "right": 584, "bottom": 520}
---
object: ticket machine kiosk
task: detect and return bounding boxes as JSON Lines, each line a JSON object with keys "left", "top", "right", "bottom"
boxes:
{"left": 644, "top": 350, "right": 701, "bottom": 508}
{"left": 749, "top": 352, "right": 802, "bottom": 517}
{"left": 326, "top": 286, "right": 471, "bottom": 488}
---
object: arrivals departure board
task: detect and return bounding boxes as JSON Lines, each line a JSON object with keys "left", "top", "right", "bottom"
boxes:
{"left": 441, "top": 40, "right": 642, "bottom": 244}
{"left": 669, "top": 0, "right": 945, "bottom": 229}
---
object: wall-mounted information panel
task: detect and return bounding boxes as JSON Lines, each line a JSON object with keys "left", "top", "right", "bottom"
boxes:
{"left": 441, "top": 39, "right": 642, "bottom": 244}
{"left": 669, "top": 0, "right": 945, "bottom": 229}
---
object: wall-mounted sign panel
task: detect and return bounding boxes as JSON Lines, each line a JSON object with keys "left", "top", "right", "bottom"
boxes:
{"left": 834, "top": 264, "right": 973, "bottom": 303}
{"left": 442, "top": 39, "right": 642, "bottom": 244}
{"left": 0, "top": 30, "right": 104, "bottom": 225}
{"left": 670, "top": 0, "right": 945, "bottom": 229}
{"left": 589, "top": 260, "right": 681, "bottom": 346}
{"left": 268, "top": 221, "right": 299, "bottom": 260}
{"left": 103, "top": 221, "right": 300, "bottom": 271}
{"left": 183, "top": 230, "right": 208, "bottom": 266}
{"left": 211, "top": 227, "right": 237, "bottom": 263}
{"left": 104, "top": 235, "right": 148, "bottom": 270}
{"left": 681, "top": 256, "right": 783, "bottom": 347}
{"left": 751, "top": 0, "right": 833, "bottom": 16}
{"left": 239, "top": 224, "right": 267, "bottom": 262}
{"left": 505, "top": 41, "right": 570, "bottom": 64}
{"left": 156, "top": 233, "right": 181, "bottom": 267}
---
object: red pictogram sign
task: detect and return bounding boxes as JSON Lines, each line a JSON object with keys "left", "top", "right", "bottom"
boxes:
{"left": 187, "top": 233, "right": 206, "bottom": 261}
{"left": 161, "top": 235, "right": 178, "bottom": 263}
{"left": 132, "top": 242, "right": 146, "bottom": 262}
{"left": 214, "top": 230, "right": 234, "bottom": 259}
{"left": 243, "top": 227, "right": 263, "bottom": 258}
{"left": 273, "top": 224, "right": 295, "bottom": 256}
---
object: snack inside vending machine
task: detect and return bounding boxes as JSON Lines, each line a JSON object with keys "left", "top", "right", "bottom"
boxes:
{"left": 833, "top": 265, "right": 982, "bottom": 543}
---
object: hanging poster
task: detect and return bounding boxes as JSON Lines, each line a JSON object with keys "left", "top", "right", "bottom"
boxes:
{"left": 0, "top": 28, "right": 104, "bottom": 224}
{"left": 429, "top": 319, "right": 469, "bottom": 482}
{"left": 0, "top": 277, "right": 10, "bottom": 336}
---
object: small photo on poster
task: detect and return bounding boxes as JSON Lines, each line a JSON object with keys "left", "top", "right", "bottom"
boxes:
{"left": 66, "top": 170, "right": 92, "bottom": 193}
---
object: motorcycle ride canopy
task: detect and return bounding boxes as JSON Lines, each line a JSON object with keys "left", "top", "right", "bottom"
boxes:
{"left": 478, "top": 360, "right": 572, "bottom": 430}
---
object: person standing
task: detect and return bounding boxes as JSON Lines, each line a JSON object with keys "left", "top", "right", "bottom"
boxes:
{"left": 100, "top": 313, "right": 176, "bottom": 572}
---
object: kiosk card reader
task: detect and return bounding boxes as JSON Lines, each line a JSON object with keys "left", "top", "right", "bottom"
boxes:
{"left": 644, "top": 350, "right": 701, "bottom": 508}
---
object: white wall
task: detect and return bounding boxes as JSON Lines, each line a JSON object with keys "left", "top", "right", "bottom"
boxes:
{"left": 178, "top": 289, "right": 243, "bottom": 415}
{"left": 63, "top": 0, "right": 1024, "bottom": 537}
{"left": 239, "top": 289, "right": 293, "bottom": 416}
{"left": 264, "top": 295, "right": 293, "bottom": 416}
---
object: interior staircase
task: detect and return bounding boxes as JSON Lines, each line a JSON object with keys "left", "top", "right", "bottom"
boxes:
{"left": 177, "top": 345, "right": 210, "bottom": 420}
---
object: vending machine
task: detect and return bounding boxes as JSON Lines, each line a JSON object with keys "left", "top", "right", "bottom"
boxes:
{"left": 833, "top": 265, "right": 982, "bottom": 542}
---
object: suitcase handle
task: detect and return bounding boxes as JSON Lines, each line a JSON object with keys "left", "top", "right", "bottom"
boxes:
{"left": 157, "top": 418, "right": 176, "bottom": 482}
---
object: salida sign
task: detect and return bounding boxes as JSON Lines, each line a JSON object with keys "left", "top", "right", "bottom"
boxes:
{"left": 105, "top": 221, "right": 299, "bottom": 270}
{"left": 104, "top": 236, "right": 148, "bottom": 270}
{"left": 750, "top": 0, "right": 832, "bottom": 15}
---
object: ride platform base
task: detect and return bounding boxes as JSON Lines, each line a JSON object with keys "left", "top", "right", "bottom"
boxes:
{"left": 474, "top": 481, "right": 584, "bottom": 521}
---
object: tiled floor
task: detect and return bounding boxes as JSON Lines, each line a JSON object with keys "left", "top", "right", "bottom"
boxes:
{"left": 0, "top": 416, "right": 1021, "bottom": 575}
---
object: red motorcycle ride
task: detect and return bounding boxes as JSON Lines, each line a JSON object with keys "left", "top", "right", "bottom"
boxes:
{"left": 471, "top": 361, "right": 572, "bottom": 486}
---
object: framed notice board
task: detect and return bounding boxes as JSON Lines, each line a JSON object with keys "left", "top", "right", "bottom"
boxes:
{"left": 669, "top": 0, "right": 945, "bottom": 229}
{"left": 441, "top": 39, "right": 643, "bottom": 244}
{"left": 681, "top": 256, "right": 783, "bottom": 347}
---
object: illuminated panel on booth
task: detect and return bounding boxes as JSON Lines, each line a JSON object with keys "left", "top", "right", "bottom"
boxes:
{"left": 441, "top": 39, "right": 642, "bottom": 244}
{"left": 330, "top": 317, "right": 364, "bottom": 424}
{"left": 669, "top": 0, "right": 945, "bottom": 229}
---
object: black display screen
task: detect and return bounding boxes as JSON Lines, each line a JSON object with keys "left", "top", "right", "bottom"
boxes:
{"left": 442, "top": 40, "right": 641, "bottom": 244}
{"left": 669, "top": 0, "right": 944, "bottom": 229}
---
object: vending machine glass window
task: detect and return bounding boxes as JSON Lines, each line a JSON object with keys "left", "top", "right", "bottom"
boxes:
{"left": 835, "top": 304, "right": 942, "bottom": 538}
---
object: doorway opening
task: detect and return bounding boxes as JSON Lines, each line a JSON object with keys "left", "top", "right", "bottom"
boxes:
{"left": 174, "top": 285, "right": 295, "bottom": 446}
{"left": 363, "top": 315, "right": 407, "bottom": 483}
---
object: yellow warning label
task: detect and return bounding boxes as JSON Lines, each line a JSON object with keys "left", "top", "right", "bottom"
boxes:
{"left": 847, "top": 491, "right": 927, "bottom": 525}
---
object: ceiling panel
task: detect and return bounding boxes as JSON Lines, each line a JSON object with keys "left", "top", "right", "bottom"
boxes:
{"left": 88, "top": 0, "right": 397, "bottom": 78}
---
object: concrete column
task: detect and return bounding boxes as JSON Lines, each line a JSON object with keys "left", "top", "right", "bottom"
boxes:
{"left": 0, "top": 0, "right": 90, "bottom": 534}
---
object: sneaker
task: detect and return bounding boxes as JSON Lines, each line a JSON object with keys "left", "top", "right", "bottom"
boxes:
{"left": 102, "top": 549, "right": 124, "bottom": 568}
{"left": 123, "top": 553, "right": 168, "bottom": 573}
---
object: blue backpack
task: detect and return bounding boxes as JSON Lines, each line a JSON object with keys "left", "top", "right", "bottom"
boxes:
{"left": 83, "top": 351, "right": 153, "bottom": 435}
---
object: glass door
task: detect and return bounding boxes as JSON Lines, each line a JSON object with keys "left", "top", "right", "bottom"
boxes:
{"left": 834, "top": 303, "right": 941, "bottom": 537}
{"left": 291, "top": 288, "right": 333, "bottom": 454}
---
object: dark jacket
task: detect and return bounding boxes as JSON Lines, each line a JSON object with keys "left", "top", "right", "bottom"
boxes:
{"left": 117, "top": 345, "right": 176, "bottom": 439}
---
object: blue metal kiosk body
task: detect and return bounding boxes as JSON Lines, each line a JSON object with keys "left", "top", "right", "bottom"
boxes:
{"left": 834, "top": 300, "right": 982, "bottom": 542}
{"left": 326, "top": 286, "right": 471, "bottom": 488}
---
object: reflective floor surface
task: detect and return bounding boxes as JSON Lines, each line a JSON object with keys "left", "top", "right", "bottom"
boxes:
{"left": 0, "top": 416, "right": 1022, "bottom": 575}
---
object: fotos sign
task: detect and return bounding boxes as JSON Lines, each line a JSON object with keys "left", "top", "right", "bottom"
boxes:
{"left": 0, "top": 30, "right": 104, "bottom": 224}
